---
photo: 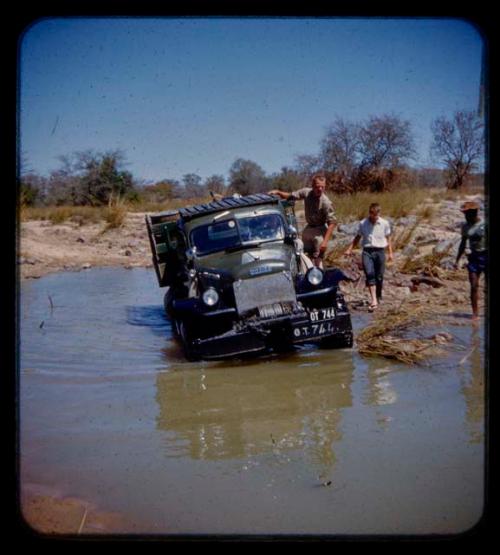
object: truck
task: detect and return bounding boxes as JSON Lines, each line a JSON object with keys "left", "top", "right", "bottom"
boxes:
{"left": 145, "top": 193, "right": 353, "bottom": 360}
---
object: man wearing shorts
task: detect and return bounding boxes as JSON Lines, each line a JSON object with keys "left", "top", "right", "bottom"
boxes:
{"left": 455, "top": 201, "right": 487, "bottom": 321}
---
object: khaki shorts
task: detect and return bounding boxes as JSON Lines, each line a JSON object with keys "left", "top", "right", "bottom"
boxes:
{"left": 302, "top": 225, "right": 327, "bottom": 257}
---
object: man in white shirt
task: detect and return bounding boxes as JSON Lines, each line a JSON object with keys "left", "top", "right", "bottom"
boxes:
{"left": 344, "top": 203, "right": 393, "bottom": 310}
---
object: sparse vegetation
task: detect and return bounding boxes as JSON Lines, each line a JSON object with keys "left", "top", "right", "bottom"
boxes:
{"left": 330, "top": 187, "right": 430, "bottom": 223}
{"left": 21, "top": 205, "right": 106, "bottom": 225}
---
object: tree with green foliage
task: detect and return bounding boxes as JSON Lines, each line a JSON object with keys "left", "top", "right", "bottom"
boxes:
{"left": 229, "top": 158, "right": 268, "bottom": 195}
{"left": 77, "top": 150, "right": 135, "bottom": 205}
{"left": 267, "top": 166, "right": 304, "bottom": 192}
{"left": 19, "top": 173, "right": 48, "bottom": 206}
{"left": 142, "top": 179, "right": 179, "bottom": 203}
{"left": 204, "top": 174, "right": 227, "bottom": 197}
{"left": 45, "top": 149, "right": 136, "bottom": 206}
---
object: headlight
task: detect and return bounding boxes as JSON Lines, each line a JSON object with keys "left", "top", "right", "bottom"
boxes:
{"left": 307, "top": 267, "right": 324, "bottom": 286}
{"left": 202, "top": 287, "right": 219, "bottom": 307}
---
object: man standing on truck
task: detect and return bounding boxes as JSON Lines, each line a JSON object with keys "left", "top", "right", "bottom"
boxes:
{"left": 269, "top": 173, "right": 336, "bottom": 268}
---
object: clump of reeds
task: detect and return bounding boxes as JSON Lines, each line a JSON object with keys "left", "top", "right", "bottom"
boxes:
{"left": 103, "top": 195, "right": 127, "bottom": 230}
{"left": 356, "top": 304, "right": 441, "bottom": 365}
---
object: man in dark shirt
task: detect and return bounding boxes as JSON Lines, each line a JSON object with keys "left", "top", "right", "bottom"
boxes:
{"left": 455, "top": 200, "right": 487, "bottom": 322}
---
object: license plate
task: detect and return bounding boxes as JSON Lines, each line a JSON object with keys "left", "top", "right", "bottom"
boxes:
{"left": 293, "top": 321, "right": 335, "bottom": 339}
{"left": 308, "top": 307, "right": 336, "bottom": 322}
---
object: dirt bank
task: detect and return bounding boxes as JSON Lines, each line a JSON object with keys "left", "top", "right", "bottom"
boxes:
{"left": 19, "top": 211, "right": 153, "bottom": 280}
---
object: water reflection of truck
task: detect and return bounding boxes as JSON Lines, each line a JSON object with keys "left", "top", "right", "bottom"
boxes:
{"left": 145, "top": 193, "right": 353, "bottom": 360}
{"left": 155, "top": 359, "right": 353, "bottom": 463}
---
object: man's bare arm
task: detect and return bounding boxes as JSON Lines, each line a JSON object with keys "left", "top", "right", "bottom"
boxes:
{"left": 345, "top": 234, "right": 361, "bottom": 255}
{"left": 455, "top": 237, "right": 467, "bottom": 268}
{"left": 320, "top": 222, "right": 336, "bottom": 253}
{"left": 268, "top": 189, "right": 292, "bottom": 200}
{"left": 387, "top": 235, "right": 393, "bottom": 261}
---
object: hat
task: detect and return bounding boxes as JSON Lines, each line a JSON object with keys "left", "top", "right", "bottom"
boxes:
{"left": 460, "top": 201, "right": 480, "bottom": 212}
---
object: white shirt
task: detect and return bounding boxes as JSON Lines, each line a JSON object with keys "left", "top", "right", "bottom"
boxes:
{"left": 357, "top": 217, "right": 391, "bottom": 248}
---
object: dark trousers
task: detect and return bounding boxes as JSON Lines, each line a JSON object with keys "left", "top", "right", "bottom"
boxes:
{"left": 362, "top": 248, "right": 386, "bottom": 300}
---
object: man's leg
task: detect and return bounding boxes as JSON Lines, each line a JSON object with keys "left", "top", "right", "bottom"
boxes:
{"left": 302, "top": 227, "right": 325, "bottom": 269}
{"left": 312, "top": 236, "right": 324, "bottom": 268}
{"left": 374, "top": 250, "right": 386, "bottom": 302}
{"left": 469, "top": 271, "right": 480, "bottom": 320}
{"left": 362, "top": 251, "right": 378, "bottom": 308}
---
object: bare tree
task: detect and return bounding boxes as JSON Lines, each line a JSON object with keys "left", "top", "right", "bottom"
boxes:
{"left": 293, "top": 153, "right": 322, "bottom": 179}
{"left": 320, "top": 118, "right": 360, "bottom": 174}
{"left": 358, "top": 114, "right": 415, "bottom": 169}
{"left": 181, "top": 173, "right": 204, "bottom": 198}
{"left": 317, "top": 118, "right": 362, "bottom": 192}
{"left": 430, "top": 110, "right": 484, "bottom": 189}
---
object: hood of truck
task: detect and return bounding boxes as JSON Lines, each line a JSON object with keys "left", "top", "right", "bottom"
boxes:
{"left": 195, "top": 243, "right": 295, "bottom": 281}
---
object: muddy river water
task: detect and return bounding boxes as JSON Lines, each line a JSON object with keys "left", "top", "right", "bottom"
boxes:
{"left": 19, "top": 267, "right": 485, "bottom": 536}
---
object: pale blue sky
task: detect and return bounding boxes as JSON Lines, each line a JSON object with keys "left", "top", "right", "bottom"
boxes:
{"left": 19, "top": 17, "right": 484, "bottom": 183}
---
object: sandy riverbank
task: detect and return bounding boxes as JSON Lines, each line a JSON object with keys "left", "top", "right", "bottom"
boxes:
{"left": 20, "top": 483, "right": 139, "bottom": 536}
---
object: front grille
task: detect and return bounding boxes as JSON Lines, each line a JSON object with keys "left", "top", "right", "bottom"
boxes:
{"left": 257, "top": 303, "right": 293, "bottom": 319}
{"left": 233, "top": 271, "right": 296, "bottom": 315}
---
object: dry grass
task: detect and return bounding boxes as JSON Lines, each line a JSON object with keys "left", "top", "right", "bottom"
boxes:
{"left": 356, "top": 304, "right": 442, "bottom": 365}
{"left": 103, "top": 196, "right": 128, "bottom": 230}
{"left": 330, "top": 187, "right": 431, "bottom": 223}
{"left": 20, "top": 205, "right": 105, "bottom": 225}
{"left": 19, "top": 186, "right": 464, "bottom": 225}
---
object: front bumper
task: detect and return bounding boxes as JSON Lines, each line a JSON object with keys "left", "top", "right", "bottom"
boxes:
{"left": 188, "top": 309, "right": 352, "bottom": 360}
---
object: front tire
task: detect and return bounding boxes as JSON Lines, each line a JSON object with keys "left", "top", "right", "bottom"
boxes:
{"left": 320, "top": 331, "right": 353, "bottom": 349}
{"left": 178, "top": 319, "right": 200, "bottom": 361}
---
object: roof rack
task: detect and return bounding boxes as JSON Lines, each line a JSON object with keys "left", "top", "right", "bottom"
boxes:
{"left": 178, "top": 193, "right": 280, "bottom": 221}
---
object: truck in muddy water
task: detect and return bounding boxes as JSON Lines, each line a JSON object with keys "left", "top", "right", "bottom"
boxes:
{"left": 145, "top": 193, "right": 353, "bottom": 360}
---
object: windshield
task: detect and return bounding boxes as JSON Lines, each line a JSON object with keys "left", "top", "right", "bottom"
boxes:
{"left": 190, "top": 213, "right": 285, "bottom": 255}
